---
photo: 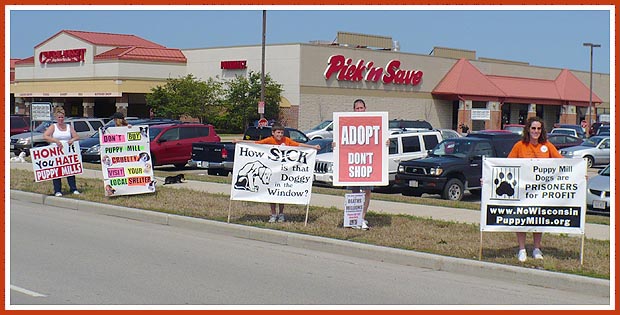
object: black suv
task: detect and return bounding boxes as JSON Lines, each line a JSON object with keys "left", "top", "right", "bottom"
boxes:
{"left": 243, "top": 126, "right": 309, "bottom": 143}
{"left": 388, "top": 119, "right": 433, "bottom": 130}
{"left": 395, "top": 131, "right": 521, "bottom": 201}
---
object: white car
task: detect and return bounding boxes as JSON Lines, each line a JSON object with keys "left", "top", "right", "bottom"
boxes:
{"left": 560, "top": 136, "right": 611, "bottom": 168}
{"left": 313, "top": 129, "right": 443, "bottom": 189}
{"left": 305, "top": 120, "right": 333, "bottom": 140}
{"left": 550, "top": 127, "right": 578, "bottom": 137}
{"left": 586, "top": 164, "right": 610, "bottom": 214}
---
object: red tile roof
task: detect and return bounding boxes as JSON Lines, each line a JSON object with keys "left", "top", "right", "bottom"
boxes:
{"left": 432, "top": 59, "right": 602, "bottom": 106}
{"left": 433, "top": 58, "right": 505, "bottom": 99}
{"left": 19, "top": 30, "right": 185, "bottom": 64}
{"left": 94, "top": 47, "right": 186, "bottom": 63}
{"left": 36, "top": 30, "right": 166, "bottom": 49}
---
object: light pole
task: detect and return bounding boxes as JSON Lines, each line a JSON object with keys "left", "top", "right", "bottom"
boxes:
{"left": 260, "top": 10, "right": 266, "bottom": 120}
{"left": 583, "top": 42, "right": 600, "bottom": 135}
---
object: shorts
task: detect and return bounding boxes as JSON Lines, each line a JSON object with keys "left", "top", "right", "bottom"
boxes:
{"left": 347, "top": 186, "right": 373, "bottom": 193}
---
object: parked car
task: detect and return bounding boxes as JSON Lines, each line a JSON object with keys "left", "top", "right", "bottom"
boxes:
{"left": 553, "top": 123, "right": 586, "bottom": 138}
{"left": 80, "top": 118, "right": 181, "bottom": 163}
{"left": 10, "top": 115, "right": 31, "bottom": 136}
{"left": 589, "top": 122, "right": 609, "bottom": 137}
{"left": 550, "top": 127, "right": 579, "bottom": 137}
{"left": 559, "top": 136, "right": 611, "bottom": 168}
{"left": 148, "top": 123, "right": 221, "bottom": 169}
{"left": 313, "top": 129, "right": 442, "bottom": 189}
{"left": 306, "top": 138, "right": 334, "bottom": 155}
{"left": 502, "top": 124, "right": 525, "bottom": 136}
{"left": 305, "top": 120, "right": 333, "bottom": 140}
{"left": 546, "top": 134, "right": 584, "bottom": 150}
{"left": 11, "top": 117, "right": 105, "bottom": 156}
{"left": 243, "top": 126, "right": 309, "bottom": 143}
{"left": 595, "top": 125, "right": 610, "bottom": 136}
{"left": 395, "top": 130, "right": 521, "bottom": 201}
{"left": 586, "top": 164, "right": 610, "bottom": 215}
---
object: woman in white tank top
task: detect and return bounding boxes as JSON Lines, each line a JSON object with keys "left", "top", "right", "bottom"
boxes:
{"left": 43, "top": 107, "right": 80, "bottom": 196}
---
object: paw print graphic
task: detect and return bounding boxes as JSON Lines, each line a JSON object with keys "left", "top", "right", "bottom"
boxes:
{"left": 494, "top": 171, "right": 517, "bottom": 197}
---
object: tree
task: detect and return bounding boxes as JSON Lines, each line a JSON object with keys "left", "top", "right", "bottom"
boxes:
{"left": 146, "top": 74, "right": 223, "bottom": 123}
{"left": 222, "top": 71, "right": 283, "bottom": 132}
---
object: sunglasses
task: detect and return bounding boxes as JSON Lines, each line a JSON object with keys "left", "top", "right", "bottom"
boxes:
{"left": 530, "top": 127, "right": 542, "bottom": 130}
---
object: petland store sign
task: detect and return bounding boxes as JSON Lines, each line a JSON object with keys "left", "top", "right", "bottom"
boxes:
{"left": 39, "top": 48, "right": 86, "bottom": 64}
{"left": 324, "top": 54, "right": 423, "bottom": 86}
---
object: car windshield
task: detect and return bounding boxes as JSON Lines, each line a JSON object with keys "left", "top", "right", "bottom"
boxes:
{"left": 431, "top": 140, "right": 472, "bottom": 158}
{"left": 309, "top": 120, "right": 332, "bottom": 131}
{"left": 33, "top": 121, "right": 53, "bottom": 132}
{"left": 600, "top": 165, "right": 610, "bottom": 176}
{"left": 581, "top": 137, "right": 603, "bottom": 147}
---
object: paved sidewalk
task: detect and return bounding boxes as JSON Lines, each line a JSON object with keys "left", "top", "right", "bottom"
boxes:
{"left": 9, "top": 161, "right": 610, "bottom": 241}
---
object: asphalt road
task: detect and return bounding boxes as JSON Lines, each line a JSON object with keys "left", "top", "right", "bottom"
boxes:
{"left": 9, "top": 199, "right": 609, "bottom": 307}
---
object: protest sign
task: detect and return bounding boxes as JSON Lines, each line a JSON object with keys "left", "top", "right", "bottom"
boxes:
{"left": 481, "top": 157, "right": 586, "bottom": 235}
{"left": 31, "top": 141, "right": 83, "bottom": 182}
{"left": 99, "top": 125, "right": 155, "bottom": 197}
{"left": 343, "top": 193, "right": 365, "bottom": 228}
{"left": 230, "top": 143, "right": 316, "bottom": 205}
{"left": 332, "top": 111, "right": 389, "bottom": 186}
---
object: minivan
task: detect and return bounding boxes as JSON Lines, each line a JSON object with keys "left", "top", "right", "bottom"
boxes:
{"left": 149, "top": 123, "right": 221, "bottom": 169}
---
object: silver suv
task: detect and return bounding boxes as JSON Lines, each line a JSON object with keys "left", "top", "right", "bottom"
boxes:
{"left": 10, "top": 117, "right": 105, "bottom": 155}
{"left": 314, "top": 129, "right": 443, "bottom": 189}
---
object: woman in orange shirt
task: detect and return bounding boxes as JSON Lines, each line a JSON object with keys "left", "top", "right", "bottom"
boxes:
{"left": 508, "top": 116, "right": 562, "bottom": 262}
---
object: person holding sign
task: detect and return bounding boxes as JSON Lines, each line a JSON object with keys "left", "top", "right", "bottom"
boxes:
{"left": 508, "top": 116, "right": 562, "bottom": 262}
{"left": 234, "top": 123, "right": 320, "bottom": 223}
{"left": 43, "top": 107, "right": 81, "bottom": 197}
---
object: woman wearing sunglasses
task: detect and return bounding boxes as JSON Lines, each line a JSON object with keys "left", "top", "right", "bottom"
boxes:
{"left": 507, "top": 116, "right": 562, "bottom": 262}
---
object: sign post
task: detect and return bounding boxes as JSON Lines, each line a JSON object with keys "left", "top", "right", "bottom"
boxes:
{"left": 30, "top": 102, "right": 52, "bottom": 152}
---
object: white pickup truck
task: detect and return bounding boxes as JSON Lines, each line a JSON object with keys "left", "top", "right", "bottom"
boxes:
{"left": 313, "top": 129, "right": 443, "bottom": 191}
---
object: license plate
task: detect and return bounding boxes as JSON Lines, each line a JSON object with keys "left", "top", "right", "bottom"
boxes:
{"left": 593, "top": 200, "right": 606, "bottom": 209}
{"left": 409, "top": 180, "right": 418, "bottom": 188}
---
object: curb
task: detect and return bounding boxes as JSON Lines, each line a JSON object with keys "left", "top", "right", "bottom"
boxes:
{"left": 10, "top": 189, "right": 610, "bottom": 298}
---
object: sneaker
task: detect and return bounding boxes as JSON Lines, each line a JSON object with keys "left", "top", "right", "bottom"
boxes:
{"left": 73, "top": 190, "right": 80, "bottom": 195}
{"left": 517, "top": 249, "right": 527, "bottom": 262}
{"left": 268, "top": 215, "right": 277, "bottom": 223}
{"left": 533, "top": 248, "right": 544, "bottom": 260}
{"left": 54, "top": 192, "right": 62, "bottom": 197}
{"left": 277, "top": 214, "right": 285, "bottom": 223}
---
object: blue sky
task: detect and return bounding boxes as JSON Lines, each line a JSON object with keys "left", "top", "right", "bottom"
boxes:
{"left": 8, "top": 6, "right": 613, "bottom": 73}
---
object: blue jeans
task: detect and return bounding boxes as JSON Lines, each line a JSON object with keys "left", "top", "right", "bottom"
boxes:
{"left": 53, "top": 176, "right": 77, "bottom": 194}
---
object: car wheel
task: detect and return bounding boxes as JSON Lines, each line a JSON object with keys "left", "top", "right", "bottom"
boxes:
{"left": 207, "top": 169, "right": 219, "bottom": 176}
{"left": 442, "top": 179, "right": 464, "bottom": 201}
{"left": 174, "top": 163, "right": 186, "bottom": 170}
{"left": 584, "top": 156, "right": 594, "bottom": 168}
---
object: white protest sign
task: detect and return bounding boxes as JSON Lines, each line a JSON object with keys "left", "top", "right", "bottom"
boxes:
{"left": 344, "top": 193, "right": 365, "bottom": 228}
{"left": 31, "top": 141, "right": 83, "bottom": 182}
{"left": 230, "top": 143, "right": 316, "bottom": 205}
{"left": 481, "top": 157, "right": 587, "bottom": 234}
{"left": 99, "top": 125, "right": 155, "bottom": 197}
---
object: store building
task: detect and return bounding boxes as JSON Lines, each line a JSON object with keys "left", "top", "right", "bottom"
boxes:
{"left": 10, "top": 30, "right": 609, "bottom": 132}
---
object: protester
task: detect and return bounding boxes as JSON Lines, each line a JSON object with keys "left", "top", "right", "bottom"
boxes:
{"left": 234, "top": 122, "right": 320, "bottom": 223}
{"left": 508, "top": 116, "right": 562, "bottom": 262}
{"left": 43, "top": 107, "right": 80, "bottom": 197}
{"left": 112, "top": 111, "right": 129, "bottom": 126}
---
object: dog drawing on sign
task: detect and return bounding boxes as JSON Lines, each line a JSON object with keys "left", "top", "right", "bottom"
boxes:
{"left": 163, "top": 174, "right": 185, "bottom": 185}
{"left": 234, "top": 161, "right": 272, "bottom": 192}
